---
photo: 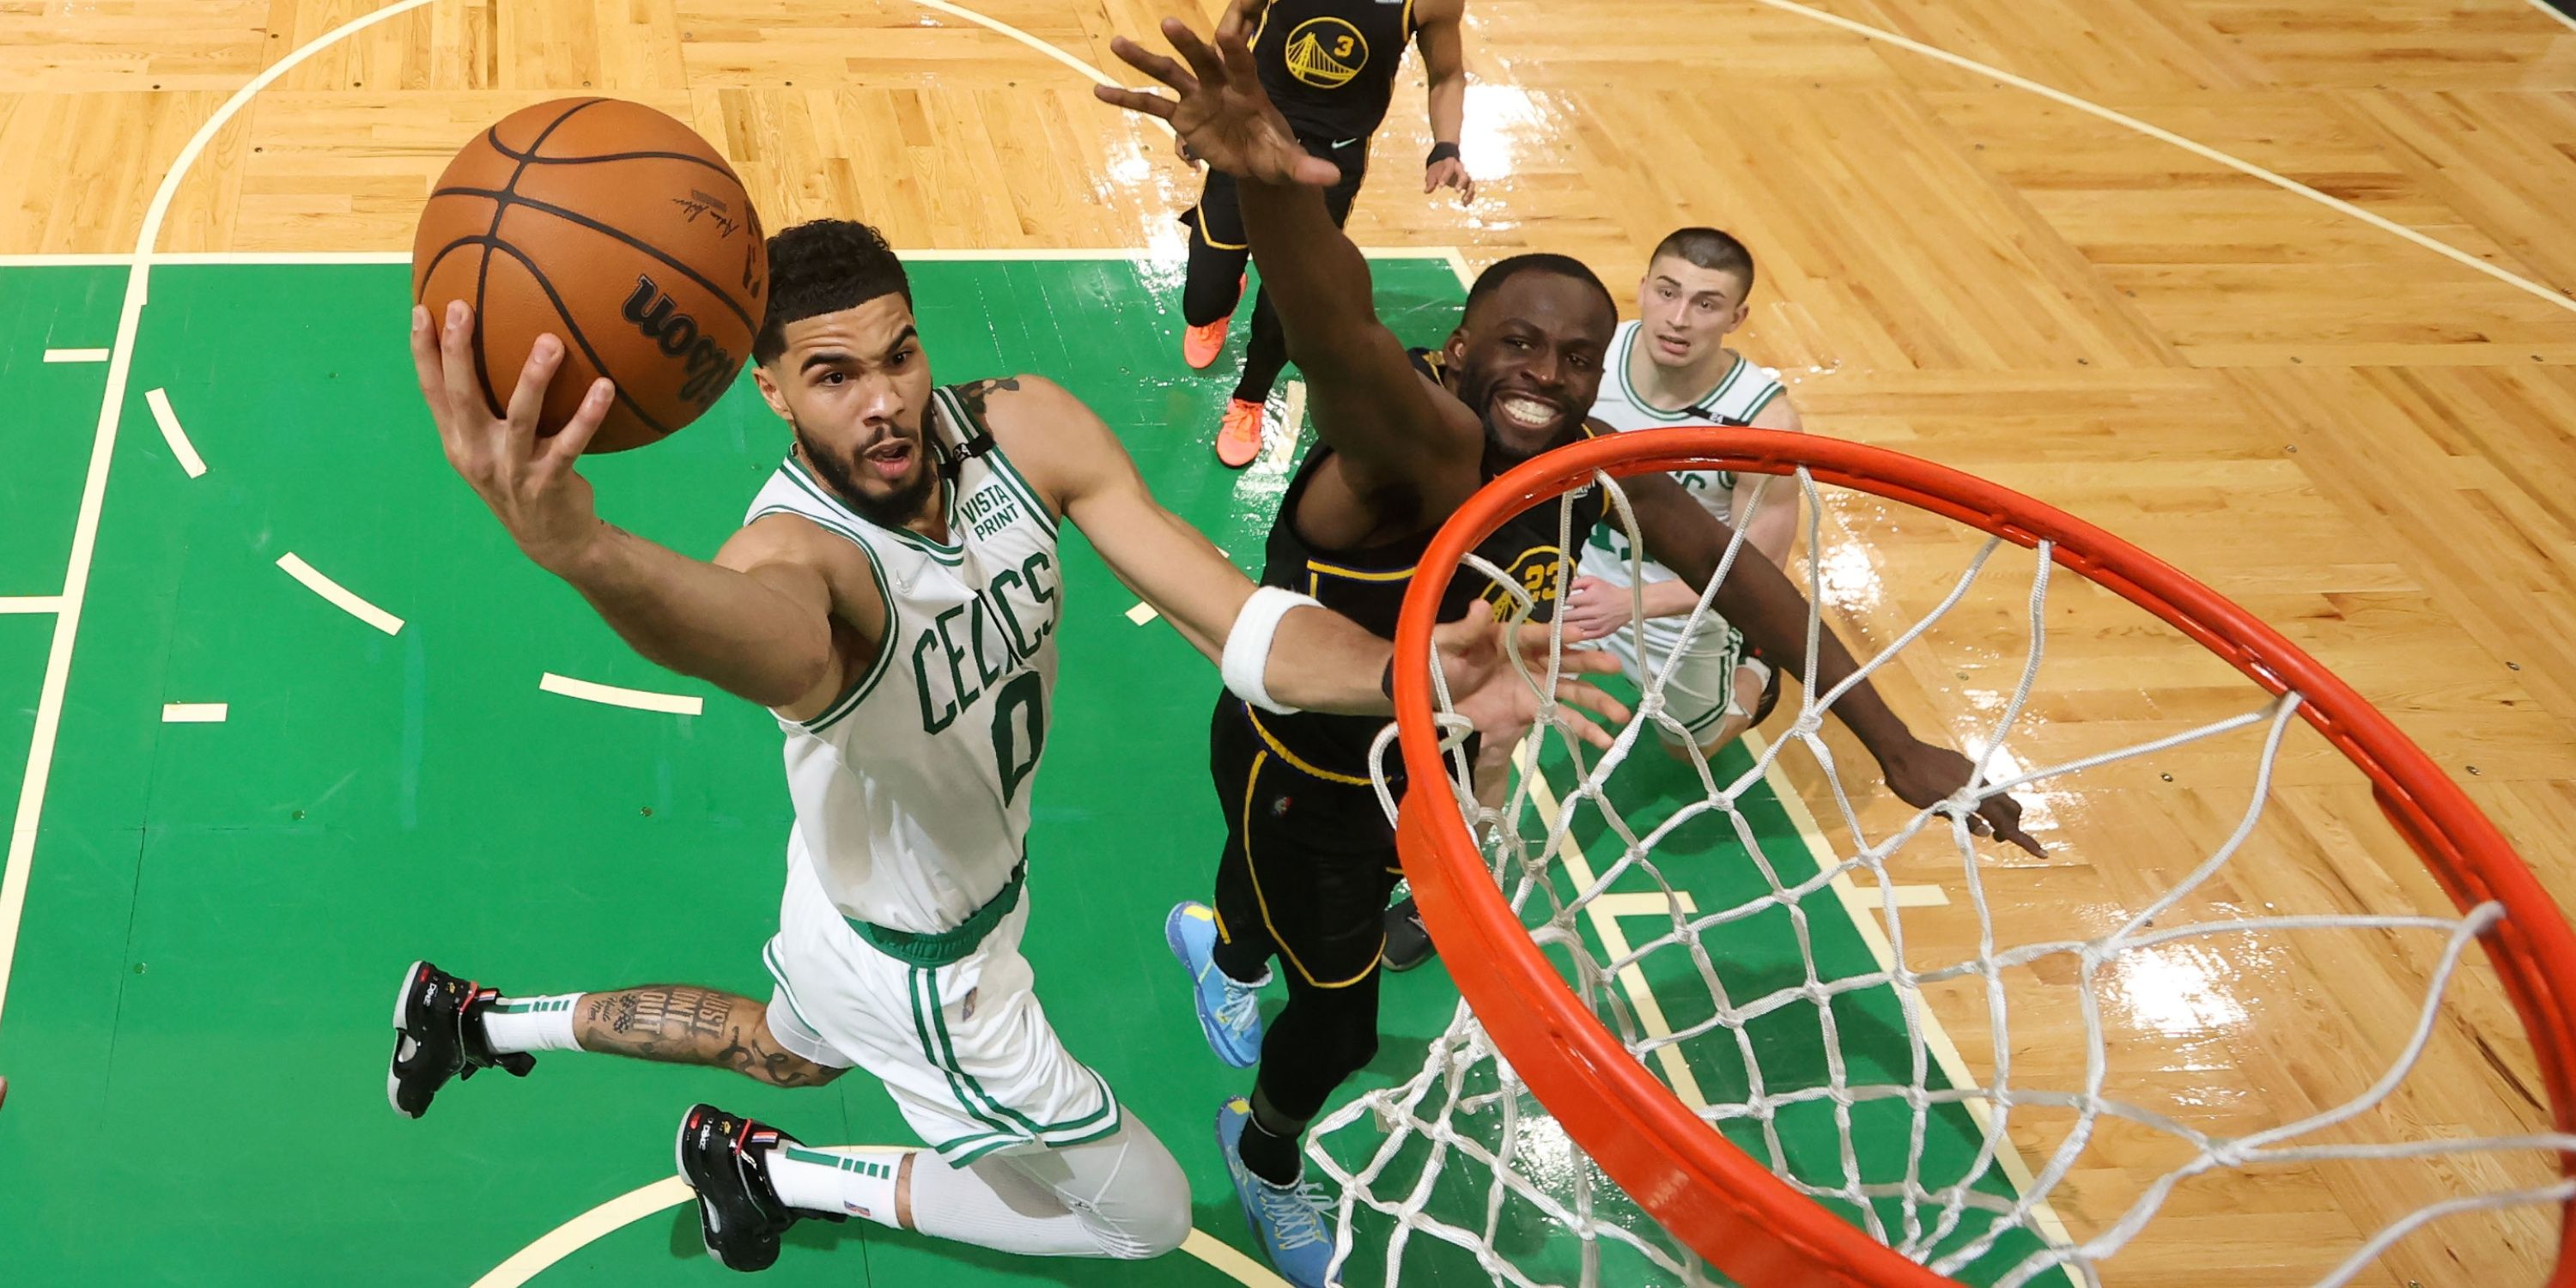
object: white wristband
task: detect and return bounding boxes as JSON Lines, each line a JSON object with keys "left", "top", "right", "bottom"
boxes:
{"left": 1222, "top": 586, "right": 1321, "bottom": 715}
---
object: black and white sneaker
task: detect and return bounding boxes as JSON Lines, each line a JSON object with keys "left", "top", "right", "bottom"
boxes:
{"left": 387, "top": 959, "right": 533, "bottom": 1119}
{"left": 677, "top": 1103, "right": 836, "bottom": 1272}
{"left": 1382, "top": 896, "right": 1437, "bottom": 973}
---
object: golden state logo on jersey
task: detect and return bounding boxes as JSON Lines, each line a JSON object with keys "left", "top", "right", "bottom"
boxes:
{"left": 1285, "top": 16, "right": 1370, "bottom": 89}
{"left": 1478, "top": 545, "right": 1571, "bottom": 623}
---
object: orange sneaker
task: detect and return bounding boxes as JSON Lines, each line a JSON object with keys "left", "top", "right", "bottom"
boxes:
{"left": 1215, "top": 398, "right": 1264, "bottom": 468}
{"left": 1183, "top": 317, "right": 1230, "bottom": 370}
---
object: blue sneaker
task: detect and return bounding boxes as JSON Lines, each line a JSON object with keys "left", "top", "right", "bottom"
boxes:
{"left": 1166, "top": 902, "right": 1265, "bottom": 1067}
{"left": 1216, "top": 1097, "right": 1336, "bottom": 1287}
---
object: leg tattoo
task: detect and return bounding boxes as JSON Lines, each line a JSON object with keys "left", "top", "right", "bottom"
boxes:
{"left": 574, "top": 986, "right": 841, "bottom": 1088}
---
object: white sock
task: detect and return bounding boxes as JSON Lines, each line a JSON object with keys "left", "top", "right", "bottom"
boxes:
{"left": 765, "top": 1143, "right": 908, "bottom": 1225}
{"left": 477, "top": 993, "right": 583, "bottom": 1054}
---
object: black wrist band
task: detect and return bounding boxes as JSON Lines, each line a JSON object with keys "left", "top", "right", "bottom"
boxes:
{"left": 1426, "top": 142, "right": 1461, "bottom": 166}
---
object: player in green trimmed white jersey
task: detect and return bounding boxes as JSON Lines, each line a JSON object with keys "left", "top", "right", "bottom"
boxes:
{"left": 1563, "top": 227, "right": 1805, "bottom": 761}
{"left": 390, "top": 219, "right": 1622, "bottom": 1274}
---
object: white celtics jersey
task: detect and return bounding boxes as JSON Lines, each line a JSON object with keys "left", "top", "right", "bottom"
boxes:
{"left": 743, "top": 386, "right": 1061, "bottom": 936}
{"left": 1581, "top": 320, "right": 1788, "bottom": 653}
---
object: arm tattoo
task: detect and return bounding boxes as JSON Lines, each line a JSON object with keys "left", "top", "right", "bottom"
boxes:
{"left": 953, "top": 376, "right": 1022, "bottom": 426}
{"left": 574, "top": 986, "right": 835, "bottom": 1088}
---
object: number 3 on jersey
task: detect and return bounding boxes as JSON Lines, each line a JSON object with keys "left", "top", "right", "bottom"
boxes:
{"left": 991, "top": 671, "right": 1045, "bottom": 805}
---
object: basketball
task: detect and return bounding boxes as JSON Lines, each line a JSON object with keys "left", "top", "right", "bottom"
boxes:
{"left": 410, "top": 97, "right": 768, "bottom": 453}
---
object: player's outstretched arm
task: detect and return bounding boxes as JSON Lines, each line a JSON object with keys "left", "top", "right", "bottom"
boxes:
{"left": 1620, "top": 469, "right": 2042, "bottom": 854}
{"left": 413, "top": 301, "right": 849, "bottom": 714}
{"left": 1099, "top": 3, "right": 1484, "bottom": 514}
{"left": 993, "top": 376, "right": 1624, "bottom": 736}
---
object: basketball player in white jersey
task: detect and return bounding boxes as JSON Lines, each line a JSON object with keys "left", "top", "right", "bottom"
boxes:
{"left": 1562, "top": 227, "right": 1802, "bottom": 760}
{"left": 387, "top": 219, "right": 1620, "bottom": 1274}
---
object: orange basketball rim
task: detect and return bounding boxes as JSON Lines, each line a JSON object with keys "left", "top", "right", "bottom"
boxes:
{"left": 1383, "top": 425, "right": 2576, "bottom": 1287}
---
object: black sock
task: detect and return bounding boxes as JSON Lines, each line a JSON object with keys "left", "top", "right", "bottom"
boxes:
{"left": 1236, "top": 1111, "right": 1304, "bottom": 1187}
{"left": 1212, "top": 936, "right": 1270, "bottom": 987}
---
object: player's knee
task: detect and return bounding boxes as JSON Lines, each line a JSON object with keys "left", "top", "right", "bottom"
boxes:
{"left": 742, "top": 1012, "right": 846, "bottom": 1087}
{"left": 1097, "top": 1130, "right": 1194, "bottom": 1259}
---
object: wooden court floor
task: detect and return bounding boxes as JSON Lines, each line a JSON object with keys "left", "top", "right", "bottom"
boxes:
{"left": 3, "top": 1, "right": 2576, "bottom": 1285}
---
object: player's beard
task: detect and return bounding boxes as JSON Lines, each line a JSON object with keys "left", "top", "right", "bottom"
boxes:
{"left": 792, "top": 413, "right": 939, "bottom": 532}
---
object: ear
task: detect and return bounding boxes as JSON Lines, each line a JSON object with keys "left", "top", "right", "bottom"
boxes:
{"left": 1727, "top": 302, "right": 1751, "bottom": 331}
{"left": 1444, "top": 325, "right": 1469, "bottom": 368}
{"left": 753, "top": 363, "right": 793, "bottom": 422}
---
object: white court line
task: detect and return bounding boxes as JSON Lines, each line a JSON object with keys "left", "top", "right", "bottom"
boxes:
{"left": 1746, "top": 0, "right": 2576, "bottom": 315}
{"left": 0, "top": 247, "right": 1460, "bottom": 268}
{"left": 0, "top": 598, "right": 63, "bottom": 615}
{"left": 160, "top": 703, "right": 228, "bottom": 724}
{"left": 143, "top": 388, "right": 208, "bottom": 478}
{"left": 465, "top": 1174, "right": 1289, "bottom": 1288}
{"left": 1125, "top": 601, "right": 1160, "bottom": 625}
{"left": 2518, "top": 0, "right": 2576, "bottom": 34}
{"left": 1848, "top": 882, "right": 1950, "bottom": 908}
{"left": 538, "top": 672, "right": 705, "bottom": 716}
{"left": 41, "top": 349, "right": 107, "bottom": 363}
{"left": 0, "top": 0, "right": 440, "bottom": 1036}
{"left": 276, "top": 553, "right": 404, "bottom": 636}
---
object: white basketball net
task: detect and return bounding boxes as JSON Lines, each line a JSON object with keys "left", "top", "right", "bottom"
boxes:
{"left": 1330, "top": 463, "right": 2576, "bottom": 1288}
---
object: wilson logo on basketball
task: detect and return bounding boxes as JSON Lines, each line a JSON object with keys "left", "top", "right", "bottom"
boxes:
{"left": 622, "top": 275, "right": 738, "bottom": 409}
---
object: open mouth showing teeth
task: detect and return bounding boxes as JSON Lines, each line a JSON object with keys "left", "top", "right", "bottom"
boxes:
{"left": 864, "top": 441, "right": 913, "bottom": 477}
{"left": 1496, "top": 395, "right": 1560, "bottom": 430}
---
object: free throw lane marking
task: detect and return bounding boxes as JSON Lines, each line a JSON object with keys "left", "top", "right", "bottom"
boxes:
{"left": 144, "top": 388, "right": 208, "bottom": 478}
{"left": 160, "top": 703, "right": 228, "bottom": 723}
{"left": 0, "top": 598, "right": 64, "bottom": 614}
{"left": 538, "top": 673, "right": 705, "bottom": 716}
{"left": 276, "top": 553, "right": 404, "bottom": 635}
{"left": 1126, "top": 601, "right": 1160, "bottom": 625}
{"left": 42, "top": 348, "right": 108, "bottom": 363}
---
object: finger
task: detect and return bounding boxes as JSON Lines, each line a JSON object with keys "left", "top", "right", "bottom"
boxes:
{"left": 1548, "top": 642, "right": 1625, "bottom": 677}
{"left": 1214, "top": 15, "right": 1261, "bottom": 86}
{"left": 1106, "top": 34, "right": 1197, "bottom": 94}
{"left": 1461, "top": 174, "right": 1478, "bottom": 204}
{"left": 1424, "top": 167, "right": 1438, "bottom": 195}
{"left": 1554, "top": 678, "right": 1633, "bottom": 729}
{"left": 503, "top": 334, "right": 566, "bottom": 445}
{"left": 538, "top": 377, "right": 616, "bottom": 471}
{"left": 1979, "top": 796, "right": 2044, "bottom": 856}
{"left": 410, "top": 304, "right": 450, "bottom": 420}
{"left": 439, "top": 300, "right": 490, "bottom": 424}
{"left": 1161, "top": 16, "right": 1230, "bottom": 88}
{"left": 1215, "top": 0, "right": 1267, "bottom": 45}
{"left": 1291, "top": 155, "right": 1342, "bottom": 186}
{"left": 1092, "top": 83, "right": 1179, "bottom": 121}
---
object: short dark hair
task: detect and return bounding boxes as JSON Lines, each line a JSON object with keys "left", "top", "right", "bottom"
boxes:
{"left": 755, "top": 219, "right": 914, "bottom": 363}
{"left": 1649, "top": 227, "right": 1755, "bottom": 294}
{"left": 1462, "top": 252, "right": 1615, "bottom": 325}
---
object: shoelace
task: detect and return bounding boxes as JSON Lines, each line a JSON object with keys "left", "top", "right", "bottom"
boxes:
{"left": 1255, "top": 1177, "right": 1332, "bottom": 1251}
{"left": 1216, "top": 978, "right": 1261, "bottom": 1036}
